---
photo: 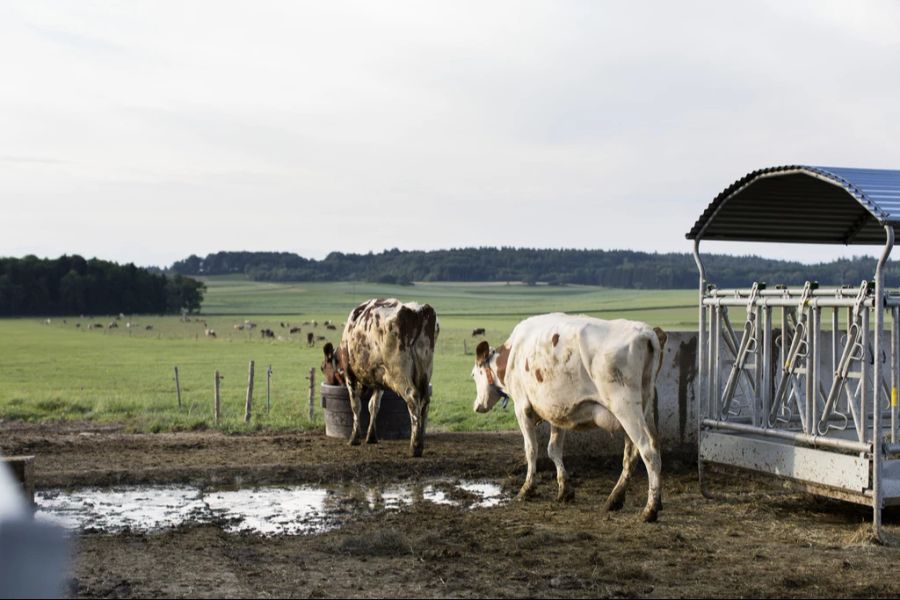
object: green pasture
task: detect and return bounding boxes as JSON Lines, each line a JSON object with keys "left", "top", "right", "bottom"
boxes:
{"left": 0, "top": 279, "right": 695, "bottom": 432}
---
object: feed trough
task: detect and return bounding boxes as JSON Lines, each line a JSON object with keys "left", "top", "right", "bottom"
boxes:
{"left": 688, "top": 165, "right": 900, "bottom": 538}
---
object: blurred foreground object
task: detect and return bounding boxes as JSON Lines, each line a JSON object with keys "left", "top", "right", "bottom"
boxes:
{"left": 0, "top": 454, "right": 70, "bottom": 599}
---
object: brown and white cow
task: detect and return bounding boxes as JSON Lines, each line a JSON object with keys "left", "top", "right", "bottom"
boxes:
{"left": 472, "top": 313, "right": 666, "bottom": 522}
{"left": 338, "top": 298, "right": 439, "bottom": 457}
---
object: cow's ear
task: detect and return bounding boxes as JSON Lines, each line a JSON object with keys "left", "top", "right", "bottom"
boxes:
{"left": 476, "top": 340, "right": 491, "bottom": 365}
{"left": 323, "top": 342, "right": 334, "bottom": 359}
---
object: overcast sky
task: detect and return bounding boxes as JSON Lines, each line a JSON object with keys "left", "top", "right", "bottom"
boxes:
{"left": 4, "top": 1, "right": 900, "bottom": 267}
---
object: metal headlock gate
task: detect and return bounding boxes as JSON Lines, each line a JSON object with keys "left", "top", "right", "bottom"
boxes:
{"left": 687, "top": 165, "right": 900, "bottom": 538}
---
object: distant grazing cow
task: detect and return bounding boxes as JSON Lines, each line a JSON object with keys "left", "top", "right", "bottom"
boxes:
{"left": 90, "top": 323, "right": 103, "bottom": 329}
{"left": 205, "top": 328, "right": 217, "bottom": 338}
{"left": 234, "top": 323, "right": 244, "bottom": 331}
{"left": 302, "top": 321, "right": 311, "bottom": 326}
{"left": 307, "top": 332, "right": 315, "bottom": 347}
{"left": 145, "top": 325, "right": 154, "bottom": 331}
{"left": 326, "top": 324, "right": 337, "bottom": 331}
{"left": 260, "top": 328, "right": 275, "bottom": 339}
{"left": 472, "top": 328, "right": 486, "bottom": 337}
{"left": 289, "top": 326, "right": 302, "bottom": 334}
{"left": 321, "top": 342, "right": 345, "bottom": 386}
{"left": 75, "top": 323, "right": 81, "bottom": 328}
{"left": 316, "top": 335, "right": 327, "bottom": 342}
{"left": 472, "top": 314, "right": 666, "bottom": 522}
{"left": 338, "top": 298, "right": 439, "bottom": 457}
{"left": 107, "top": 321, "right": 118, "bottom": 329}
{"left": 244, "top": 320, "right": 257, "bottom": 330}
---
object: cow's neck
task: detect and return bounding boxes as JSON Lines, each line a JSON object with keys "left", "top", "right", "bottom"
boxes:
{"left": 491, "top": 343, "right": 511, "bottom": 391}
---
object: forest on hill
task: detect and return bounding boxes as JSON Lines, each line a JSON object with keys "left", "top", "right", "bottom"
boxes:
{"left": 170, "top": 248, "right": 900, "bottom": 289}
{"left": 0, "top": 255, "right": 205, "bottom": 316}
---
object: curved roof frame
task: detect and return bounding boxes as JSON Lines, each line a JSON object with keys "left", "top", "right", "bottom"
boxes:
{"left": 686, "top": 165, "right": 900, "bottom": 246}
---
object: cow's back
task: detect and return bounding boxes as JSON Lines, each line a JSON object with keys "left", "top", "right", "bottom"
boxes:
{"left": 340, "top": 298, "right": 438, "bottom": 393}
{"left": 506, "top": 313, "right": 658, "bottom": 400}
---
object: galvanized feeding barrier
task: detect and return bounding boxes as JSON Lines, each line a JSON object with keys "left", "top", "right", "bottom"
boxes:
{"left": 688, "top": 165, "right": 900, "bottom": 538}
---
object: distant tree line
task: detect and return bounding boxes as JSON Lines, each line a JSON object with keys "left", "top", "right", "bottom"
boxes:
{"left": 0, "top": 255, "right": 205, "bottom": 316}
{"left": 170, "top": 248, "right": 900, "bottom": 289}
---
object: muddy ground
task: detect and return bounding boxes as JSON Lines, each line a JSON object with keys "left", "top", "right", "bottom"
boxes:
{"left": 4, "top": 422, "right": 900, "bottom": 598}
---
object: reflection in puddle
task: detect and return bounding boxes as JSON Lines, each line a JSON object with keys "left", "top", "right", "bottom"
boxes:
{"left": 36, "top": 486, "right": 207, "bottom": 532}
{"left": 35, "top": 480, "right": 506, "bottom": 536}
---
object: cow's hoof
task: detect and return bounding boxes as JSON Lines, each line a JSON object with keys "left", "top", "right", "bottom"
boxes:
{"left": 409, "top": 446, "right": 424, "bottom": 458}
{"left": 603, "top": 496, "right": 625, "bottom": 512}
{"left": 516, "top": 486, "right": 536, "bottom": 501}
{"left": 348, "top": 436, "right": 361, "bottom": 446}
{"left": 556, "top": 484, "right": 575, "bottom": 503}
{"left": 365, "top": 434, "right": 379, "bottom": 444}
{"left": 640, "top": 506, "right": 659, "bottom": 523}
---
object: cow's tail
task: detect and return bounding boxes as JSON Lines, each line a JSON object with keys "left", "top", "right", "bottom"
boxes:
{"left": 412, "top": 352, "right": 433, "bottom": 403}
{"left": 641, "top": 326, "right": 668, "bottom": 436}
{"left": 414, "top": 304, "right": 439, "bottom": 403}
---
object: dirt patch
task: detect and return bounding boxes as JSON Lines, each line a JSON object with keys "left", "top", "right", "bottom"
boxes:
{"left": 5, "top": 423, "right": 900, "bottom": 598}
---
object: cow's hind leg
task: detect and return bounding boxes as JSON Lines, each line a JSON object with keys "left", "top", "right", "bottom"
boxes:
{"left": 365, "top": 389, "right": 383, "bottom": 444}
{"left": 347, "top": 383, "right": 364, "bottom": 446}
{"left": 403, "top": 387, "right": 429, "bottom": 458}
{"left": 548, "top": 425, "right": 573, "bottom": 502}
{"left": 609, "top": 391, "right": 662, "bottom": 522}
{"left": 603, "top": 437, "right": 640, "bottom": 512}
{"left": 515, "top": 401, "right": 539, "bottom": 500}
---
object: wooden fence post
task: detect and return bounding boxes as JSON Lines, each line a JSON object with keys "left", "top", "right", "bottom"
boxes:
{"left": 214, "top": 370, "right": 222, "bottom": 424}
{"left": 266, "top": 364, "right": 272, "bottom": 414}
{"left": 174, "top": 366, "right": 182, "bottom": 409}
{"left": 244, "top": 360, "right": 255, "bottom": 423}
{"left": 307, "top": 368, "right": 315, "bottom": 421}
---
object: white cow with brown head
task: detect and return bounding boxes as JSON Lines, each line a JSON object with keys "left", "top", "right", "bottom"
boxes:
{"left": 472, "top": 313, "right": 667, "bottom": 522}
{"left": 338, "top": 298, "right": 439, "bottom": 457}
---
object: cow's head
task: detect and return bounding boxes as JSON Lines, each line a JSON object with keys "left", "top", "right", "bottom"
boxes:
{"left": 321, "top": 342, "right": 344, "bottom": 386}
{"left": 472, "top": 340, "right": 506, "bottom": 414}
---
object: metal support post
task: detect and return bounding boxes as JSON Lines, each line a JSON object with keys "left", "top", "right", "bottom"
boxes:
{"left": 872, "top": 225, "right": 893, "bottom": 538}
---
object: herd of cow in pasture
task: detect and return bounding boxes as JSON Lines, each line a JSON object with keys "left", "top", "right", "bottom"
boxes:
{"left": 43, "top": 313, "right": 343, "bottom": 346}
{"left": 43, "top": 315, "right": 156, "bottom": 331}
{"left": 322, "top": 297, "right": 666, "bottom": 521}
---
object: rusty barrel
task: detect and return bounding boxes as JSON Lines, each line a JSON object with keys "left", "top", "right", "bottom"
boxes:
{"left": 321, "top": 384, "right": 419, "bottom": 440}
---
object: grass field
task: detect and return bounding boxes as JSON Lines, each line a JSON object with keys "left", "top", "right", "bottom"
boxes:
{"left": 0, "top": 278, "right": 695, "bottom": 432}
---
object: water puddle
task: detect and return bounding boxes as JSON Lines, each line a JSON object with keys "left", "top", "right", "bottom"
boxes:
{"left": 35, "top": 479, "right": 506, "bottom": 536}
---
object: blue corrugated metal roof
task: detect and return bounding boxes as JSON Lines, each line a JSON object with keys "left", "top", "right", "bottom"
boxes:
{"left": 686, "top": 165, "right": 900, "bottom": 244}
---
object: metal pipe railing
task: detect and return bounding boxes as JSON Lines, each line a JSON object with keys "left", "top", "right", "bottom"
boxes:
{"left": 704, "top": 297, "right": 875, "bottom": 308}
{"left": 702, "top": 419, "right": 871, "bottom": 453}
{"left": 708, "top": 286, "right": 886, "bottom": 297}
